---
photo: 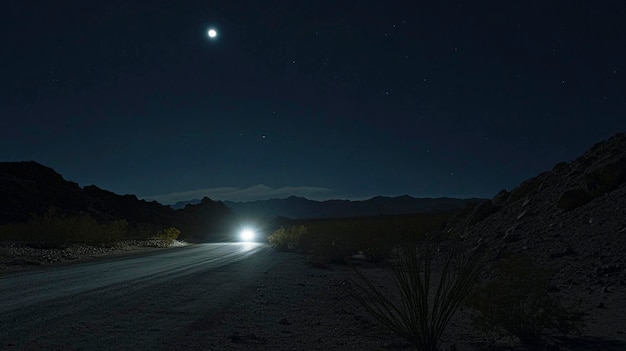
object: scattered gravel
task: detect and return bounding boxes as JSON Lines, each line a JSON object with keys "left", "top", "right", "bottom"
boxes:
{"left": 0, "top": 239, "right": 189, "bottom": 275}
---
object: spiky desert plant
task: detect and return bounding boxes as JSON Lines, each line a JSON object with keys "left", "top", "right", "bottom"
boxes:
{"left": 350, "top": 235, "right": 485, "bottom": 351}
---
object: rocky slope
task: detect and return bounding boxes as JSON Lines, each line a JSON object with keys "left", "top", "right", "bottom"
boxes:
{"left": 447, "top": 132, "right": 626, "bottom": 336}
{"left": 0, "top": 239, "right": 187, "bottom": 275}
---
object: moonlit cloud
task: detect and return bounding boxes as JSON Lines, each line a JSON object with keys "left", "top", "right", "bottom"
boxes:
{"left": 142, "top": 184, "right": 335, "bottom": 204}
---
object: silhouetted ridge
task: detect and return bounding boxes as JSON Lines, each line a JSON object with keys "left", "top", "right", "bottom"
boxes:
{"left": 0, "top": 162, "right": 234, "bottom": 240}
{"left": 221, "top": 195, "right": 486, "bottom": 220}
{"left": 0, "top": 161, "right": 90, "bottom": 223}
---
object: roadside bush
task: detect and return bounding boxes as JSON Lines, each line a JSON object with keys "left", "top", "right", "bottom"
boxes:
{"left": 267, "top": 213, "right": 455, "bottom": 267}
{"left": 267, "top": 225, "right": 309, "bottom": 251}
{"left": 154, "top": 227, "right": 181, "bottom": 242}
{"left": 0, "top": 208, "right": 127, "bottom": 246}
{"left": 349, "top": 235, "right": 486, "bottom": 351}
{"left": 94, "top": 219, "right": 128, "bottom": 245}
{"left": 465, "top": 254, "right": 584, "bottom": 346}
{"left": 131, "top": 223, "right": 163, "bottom": 240}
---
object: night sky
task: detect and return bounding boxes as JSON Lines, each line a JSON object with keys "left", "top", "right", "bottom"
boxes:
{"left": 2, "top": 1, "right": 625, "bottom": 204}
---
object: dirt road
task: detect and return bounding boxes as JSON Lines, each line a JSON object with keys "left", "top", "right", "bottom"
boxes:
{"left": 2, "top": 242, "right": 624, "bottom": 350}
{"left": 0, "top": 243, "right": 399, "bottom": 350}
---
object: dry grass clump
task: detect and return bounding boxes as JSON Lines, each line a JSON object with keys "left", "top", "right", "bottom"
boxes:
{"left": 349, "top": 235, "right": 486, "bottom": 351}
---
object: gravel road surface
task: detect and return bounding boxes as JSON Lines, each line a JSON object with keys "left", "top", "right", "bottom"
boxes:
{"left": 0, "top": 243, "right": 301, "bottom": 350}
{"left": 1, "top": 243, "right": 263, "bottom": 314}
{"left": 3, "top": 242, "right": 625, "bottom": 351}
{"left": 0, "top": 243, "right": 406, "bottom": 351}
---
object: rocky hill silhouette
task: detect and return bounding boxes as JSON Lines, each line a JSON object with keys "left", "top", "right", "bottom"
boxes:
{"left": 173, "top": 195, "right": 486, "bottom": 220}
{"left": 0, "top": 162, "right": 92, "bottom": 224}
{"left": 447, "top": 132, "right": 626, "bottom": 335}
{"left": 0, "top": 161, "right": 233, "bottom": 240}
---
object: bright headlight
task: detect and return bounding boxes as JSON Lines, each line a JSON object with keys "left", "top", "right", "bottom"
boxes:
{"left": 240, "top": 228, "right": 255, "bottom": 242}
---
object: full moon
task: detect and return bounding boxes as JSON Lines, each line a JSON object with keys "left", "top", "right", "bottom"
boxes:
{"left": 207, "top": 29, "right": 217, "bottom": 38}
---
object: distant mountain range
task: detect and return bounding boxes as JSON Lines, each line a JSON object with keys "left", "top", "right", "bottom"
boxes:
{"left": 171, "top": 195, "right": 487, "bottom": 219}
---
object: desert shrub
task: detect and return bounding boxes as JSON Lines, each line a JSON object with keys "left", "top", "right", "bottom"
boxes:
{"left": 88, "top": 219, "right": 128, "bottom": 245}
{"left": 267, "top": 227, "right": 288, "bottom": 250}
{"left": 154, "top": 227, "right": 181, "bottom": 242}
{"left": 267, "top": 225, "right": 309, "bottom": 251}
{"left": 0, "top": 208, "right": 128, "bottom": 246}
{"left": 465, "top": 254, "right": 584, "bottom": 346}
{"left": 0, "top": 223, "right": 30, "bottom": 243}
{"left": 131, "top": 223, "right": 162, "bottom": 240}
{"left": 267, "top": 213, "right": 455, "bottom": 267}
{"left": 65, "top": 215, "right": 128, "bottom": 245}
{"left": 349, "top": 235, "right": 486, "bottom": 351}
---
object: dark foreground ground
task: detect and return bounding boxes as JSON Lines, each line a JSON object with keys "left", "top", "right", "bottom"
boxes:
{"left": 1, "top": 242, "right": 625, "bottom": 350}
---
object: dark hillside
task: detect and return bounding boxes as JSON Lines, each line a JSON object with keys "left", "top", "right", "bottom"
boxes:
{"left": 0, "top": 161, "right": 233, "bottom": 240}
{"left": 0, "top": 162, "right": 91, "bottom": 223}
{"left": 176, "top": 197, "right": 235, "bottom": 241}
{"left": 83, "top": 185, "right": 177, "bottom": 228}
{"left": 446, "top": 132, "right": 626, "bottom": 323}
